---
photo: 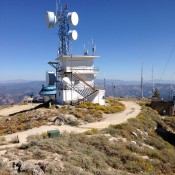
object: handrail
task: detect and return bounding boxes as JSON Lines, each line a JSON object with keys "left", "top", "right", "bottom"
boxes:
{"left": 58, "top": 66, "right": 99, "bottom": 73}
{"left": 72, "top": 73, "right": 95, "bottom": 90}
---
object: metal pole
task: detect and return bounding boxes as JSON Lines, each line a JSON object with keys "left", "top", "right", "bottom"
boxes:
{"left": 71, "top": 54, "right": 73, "bottom": 105}
{"left": 152, "top": 65, "right": 154, "bottom": 97}
{"left": 114, "top": 85, "right": 116, "bottom": 105}
{"left": 141, "top": 62, "right": 144, "bottom": 98}
{"left": 104, "top": 78, "right": 105, "bottom": 89}
{"left": 112, "top": 83, "right": 113, "bottom": 98}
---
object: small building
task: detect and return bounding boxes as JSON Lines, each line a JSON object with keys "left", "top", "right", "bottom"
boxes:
{"left": 49, "top": 55, "right": 105, "bottom": 105}
{"left": 45, "top": 3, "right": 105, "bottom": 105}
{"left": 151, "top": 99, "right": 175, "bottom": 116}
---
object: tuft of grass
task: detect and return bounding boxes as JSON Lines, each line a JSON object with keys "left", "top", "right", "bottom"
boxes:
{"left": 0, "top": 137, "right": 6, "bottom": 142}
{"left": 84, "top": 128, "right": 98, "bottom": 135}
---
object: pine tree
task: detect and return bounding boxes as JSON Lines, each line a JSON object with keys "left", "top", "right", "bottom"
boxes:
{"left": 153, "top": 88, "right": 160, "bottom": 99}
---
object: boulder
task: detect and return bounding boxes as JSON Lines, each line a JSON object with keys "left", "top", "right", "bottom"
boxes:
{"left": 20, "top": 162, "right": 45, "bottom": 175}
{"left": 48, "top": 114, "right": 77, "bottom": 125}
{"left": 64, "top": 114, "right": 77, "bottom": 121}
{"left": 48, "top": 116, "right": 58, "bottom": 122}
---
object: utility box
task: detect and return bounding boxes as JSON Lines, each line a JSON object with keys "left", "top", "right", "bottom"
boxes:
{"left": 47, "top": 130, "right": 60, "bottom": 138}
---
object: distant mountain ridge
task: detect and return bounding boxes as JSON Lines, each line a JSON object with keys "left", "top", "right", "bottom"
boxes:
{"left": 0, "top": 79, "right": 44, "bottom": 84}
{"left": 1, "top": 79, "right": 174, "bottom": 85}
{"left": 0, "top": 79, "right": 174, "bottom": 105}
{"left": 0, "top": 81, "right": 44, "bottom": 105}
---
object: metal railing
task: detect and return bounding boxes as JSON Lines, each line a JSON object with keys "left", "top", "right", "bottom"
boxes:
{"left": 58, "top": 66, "right": 99, "bottom": 74}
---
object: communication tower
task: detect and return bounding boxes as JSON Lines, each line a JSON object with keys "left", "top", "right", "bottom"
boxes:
{"left": 45, "top": 1, "right": 105, "bottom": 105}
{"left": 46, "top": 3, "right": 78, "bottom": 55}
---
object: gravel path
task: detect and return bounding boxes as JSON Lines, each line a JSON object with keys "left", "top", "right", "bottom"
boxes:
{"left": 0, "top": 101, "right": 141, "bottom": 149}
{"left": 0, "top": 103, "right": 40, "bottom": 116}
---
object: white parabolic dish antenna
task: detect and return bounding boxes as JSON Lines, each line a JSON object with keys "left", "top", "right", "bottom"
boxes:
{"left": 62, "top": 77, "right": 71, "bottom": 85}
{"left": 67, "top": 12, "right": 79, "bottom": 26}
{"left": 46, "top": 11, "right": 57, "bottom": 28}
{"left": 68, "top": 30, "right": 78, "bottom": 40}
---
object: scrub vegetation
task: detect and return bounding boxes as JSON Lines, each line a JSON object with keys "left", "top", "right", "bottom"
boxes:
{"left": 1, "top": 100, "right": 175, "bottom": 174}
{"left": 0, "top": 99, "right": 125, "bottom": 135}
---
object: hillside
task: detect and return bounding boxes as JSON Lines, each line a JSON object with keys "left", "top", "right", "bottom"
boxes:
{"left": 0, "top": 99, "right": 175, "bottom": 174}
{"left": 0, "top": 81, "right": 44, "bottom": 105}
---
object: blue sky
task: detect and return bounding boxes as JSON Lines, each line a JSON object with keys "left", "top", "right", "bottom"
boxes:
{"left": 0, "top": 0, "right": 175, "bottom": 81}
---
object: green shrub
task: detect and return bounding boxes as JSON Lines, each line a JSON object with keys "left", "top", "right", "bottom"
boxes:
{"left": 32, "top": 149, "right": 46, "bottom": 159}
{"left": 84, "top": 128, "right": 98, "bottom": 135}
{"left": 84, "top": 115, "right": 94, "bottom": 123}
{"left": 0, "top": 137, "right": 6, "bottom": 142}
{"left": 69, "top": 120, "right": 79, "bottom": 126}
{"left": 125, "top": 160, "right": 153, "bottom": 173}
{"left": 106, "top": 156, "right": 124, "bottom": 169}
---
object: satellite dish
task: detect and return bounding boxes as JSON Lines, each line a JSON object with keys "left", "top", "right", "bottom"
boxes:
{"left": 68, "top": 30, "right": 78, "bottom": 40}
{"left": 46, "top": 11, "right": 57, "bottom": 28}
{"left": 67, "top": 12, "right": 79, "bottom": 26}
{"left": 62, "top": 77, "right": 71, "bottom": 85}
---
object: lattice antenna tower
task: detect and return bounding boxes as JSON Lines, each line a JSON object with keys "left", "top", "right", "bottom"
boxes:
{"left": 46, "top": 0, "right": 79, "bottom": 56}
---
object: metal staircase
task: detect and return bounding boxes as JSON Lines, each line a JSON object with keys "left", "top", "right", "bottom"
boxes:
{"left": 72, "top": 72, "right": 95, "bottom": 90}
{"left": 67, "top": 72, "right": 98, "bottom": 105}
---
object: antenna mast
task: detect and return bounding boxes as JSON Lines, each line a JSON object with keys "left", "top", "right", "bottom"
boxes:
{"left": 152, "top": 65, "right": 154, "bottom": 97}
{"left": 46, "top": 1, "right": 79, "bottom": 56}
{"left": 92, "top": 38, "right": 96, "bottom": 56}
{"left": 104, "top": 72, "right": 106, "bottom": 90}
{"left": 57, "top": 4, "right": 69, "bottom": 56}
{"left": 141, "top": 63, "right": 144, "bottom": 98}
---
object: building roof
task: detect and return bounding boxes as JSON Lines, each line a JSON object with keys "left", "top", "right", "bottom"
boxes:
{"left": 57, "top": 55, "right": 100, "bottom": 61}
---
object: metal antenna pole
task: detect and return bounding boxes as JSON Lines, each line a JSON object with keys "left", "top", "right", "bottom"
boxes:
{"left": 71, "top": 53, "right": 73, "bottom": 105}
{"left": 58, "top": 0, "right": 62, "bottom": 11}
{"left": 92, "top": 38, "right": 93, "bottom": 55}
{"left": 114, "top": 85, "right": 116, "bottom": 105}
{"left": 152, "top": 65, "right": 154, "bottom": 97}
{"left": 104, "top": 72, "right": 106, "bottom": 90}
{"left": 169, "top": 84, "right": 173, "bottom": 100}
{"left": 141, "top": 62, "right": 144, "bottom": 98}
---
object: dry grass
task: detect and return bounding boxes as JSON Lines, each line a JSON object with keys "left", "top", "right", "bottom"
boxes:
{"left": 0, "top": 98, "right": 125, "bottom": 136}
{"left": 1, "top": 100, "right": 175, "bottom": 174}
{"left": 17, "top": 103, "right": 174, "bottom": 174}
{"left": 163, "top": 117, "right": 175, "bottom": 131}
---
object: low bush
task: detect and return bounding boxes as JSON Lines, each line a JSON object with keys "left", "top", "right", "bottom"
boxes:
{"left": 77, "top": 98, "right": 125, "bottom": 114}
{"left": 84, "top": 128, "right": 98, "bottom": 135}
{"left": 84, "top": 115, "right": 94, "bottom": 123}
{"left": 32, "top": 149, "right": 46, "bottom": 159}
{"left": 0, "top": 137, "right": 6, "bottom": 142}
{"left": 68, "top": 120, "right": 79, "bottom": 126}
{"left": 163, "top": 117, "right": 175, "bottom": 131}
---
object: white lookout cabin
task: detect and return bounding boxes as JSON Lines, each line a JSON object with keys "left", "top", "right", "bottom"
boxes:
{"left": 52, "top": 55, "right": 105, "bottom": 105}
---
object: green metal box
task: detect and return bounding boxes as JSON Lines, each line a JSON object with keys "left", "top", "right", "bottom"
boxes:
{"left": 47, "top": 130, "right": 60, "bottom": 138}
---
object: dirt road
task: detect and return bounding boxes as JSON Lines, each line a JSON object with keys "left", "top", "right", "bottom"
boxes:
{"left": 0, "top": 101, "right": 141, "bottom": 149}
{"left": 0, "top": 103, "right": 39, "bottom": 116}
